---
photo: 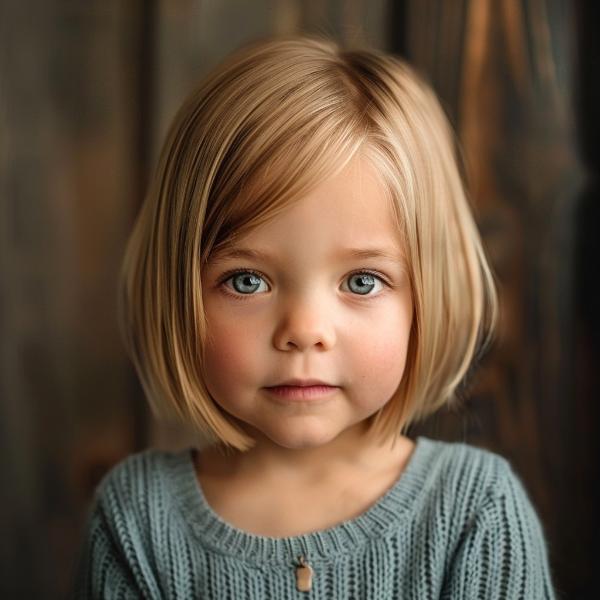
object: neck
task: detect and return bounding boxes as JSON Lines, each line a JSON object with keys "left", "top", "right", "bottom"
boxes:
{"left": 206, "top": 422, "right": 405, "bottom": 488}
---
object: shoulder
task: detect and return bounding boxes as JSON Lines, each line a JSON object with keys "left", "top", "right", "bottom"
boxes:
{"left": 414, "top": 436, "right": 530, "bottom": 526}
{"left": 420, "top": 439, "right": 558, "bottom": 597}
{"left": 417, "top": 436, "right": 515, "bottom": 498}
{"left": 73, "top": 448, "right": 196, "bottom": 597}
{"left": 91, "top": 446, "right": 192, "bottom": 533}
{"left": 94, "top": 447, "right": 176, "bottom": 496}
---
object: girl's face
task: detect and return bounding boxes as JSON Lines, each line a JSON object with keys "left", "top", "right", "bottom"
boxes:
{"left": 201, "top": 155, "right": 413, "bottom": 454}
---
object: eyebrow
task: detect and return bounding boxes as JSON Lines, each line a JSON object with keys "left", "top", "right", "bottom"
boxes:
{"left": 209, "top": 246, "right": 405, "bottom": 264}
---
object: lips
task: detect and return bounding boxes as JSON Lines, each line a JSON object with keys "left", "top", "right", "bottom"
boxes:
{"left": 267, "top": 378, "right": 336, "bottom": 388}
{"left": 264, "top": 383, "right": 339, "bottom": 401}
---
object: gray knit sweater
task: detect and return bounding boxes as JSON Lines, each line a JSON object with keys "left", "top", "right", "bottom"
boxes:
{"left": 70, "top": 436, "right": 558, "bottom": 599}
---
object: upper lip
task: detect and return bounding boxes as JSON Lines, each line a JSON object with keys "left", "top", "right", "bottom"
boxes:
{"left": 267, "top": 378, "right": 336, "bottom": 387}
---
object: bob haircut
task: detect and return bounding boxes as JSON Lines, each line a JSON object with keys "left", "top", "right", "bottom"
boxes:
{"left": 118, "top": 34, "right": 499, "bottom": 453}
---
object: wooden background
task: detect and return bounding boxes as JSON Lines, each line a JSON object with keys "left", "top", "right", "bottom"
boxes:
{"left": 1, "top": 1, "right": 597, "bottom": 598}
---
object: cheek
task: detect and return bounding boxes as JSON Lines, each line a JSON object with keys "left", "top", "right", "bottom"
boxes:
{"left": 203, "top": 312, "right": 264, "bottom": 392}
{"left": 354, "top": 335, "right": 409, "bottom": 378}
{"left": 346, "top": 303, "right": 412, "bottom": 384}
{"left": 379, "top": 336, "right": 410, "bottom": 376}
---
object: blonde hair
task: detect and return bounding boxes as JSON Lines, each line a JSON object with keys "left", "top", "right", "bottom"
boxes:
{"left": 118, "top": 34, "right": 499, "bottom": 452}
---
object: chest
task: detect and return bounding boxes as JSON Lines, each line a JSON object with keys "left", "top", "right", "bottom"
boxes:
{"left": 193, "top": 438, "right": 416, "bottom": 538}
{"left": 199, "top": 468, "right": 401, "bottom": 538}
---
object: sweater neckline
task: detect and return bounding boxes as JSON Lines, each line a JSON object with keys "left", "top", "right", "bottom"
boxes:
{"left": 172, "top": 435, "right": 434, "bottom": 566}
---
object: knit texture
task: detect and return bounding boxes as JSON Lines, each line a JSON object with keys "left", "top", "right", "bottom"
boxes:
{"left": 70, "top": 436, "right": 557, "bottom": 599}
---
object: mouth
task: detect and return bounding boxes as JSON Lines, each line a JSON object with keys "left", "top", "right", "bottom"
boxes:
{"left": 264, "top": 384, "right": 339, "bottom": 401}
{"left": 267, "top": 378, "right": 336, "bottom": 387}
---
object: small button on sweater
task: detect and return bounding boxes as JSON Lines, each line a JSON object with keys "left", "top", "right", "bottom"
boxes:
{"left": 70, "top": 436, "right": 558, "bottom": 599}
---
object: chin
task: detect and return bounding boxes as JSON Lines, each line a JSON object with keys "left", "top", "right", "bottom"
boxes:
{"left": 261, "top": 423, "right": 346, "bottom": 450}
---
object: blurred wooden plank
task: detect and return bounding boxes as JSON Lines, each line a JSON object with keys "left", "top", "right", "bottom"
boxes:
{"left": 0, "top": 2, "right": 146, "bottom": 597}
{"left": 399, "top": 0, "right": 587, "bottom": 596}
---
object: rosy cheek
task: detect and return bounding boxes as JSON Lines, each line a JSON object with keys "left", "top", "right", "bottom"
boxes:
{"left": 205, "top": 320, "right": 263, "bottom": 386}
{"left": 366, "top": 327, "right": 410, "bottom": 375}
{"left": 208, "top": 329, "right": 247, "bottom": 370}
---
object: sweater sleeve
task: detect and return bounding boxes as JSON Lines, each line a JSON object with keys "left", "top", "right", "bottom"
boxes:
{"left": 441, "top": 460, "right": 558, "bottom": 600}
{"left": 69, "top": 496, "right": 142, "bottom": 600}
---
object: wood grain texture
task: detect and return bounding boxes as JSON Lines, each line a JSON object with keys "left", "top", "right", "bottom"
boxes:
{"left": 400, "top": 0, "right": 589, "bottom": 596}
{"left": 1, "top": 2, "right": 146, "bottom": 597}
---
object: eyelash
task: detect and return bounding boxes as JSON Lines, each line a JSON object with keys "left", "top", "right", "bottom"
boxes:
{"left": 216, "top": 268, "right": 391, "bottom": 301}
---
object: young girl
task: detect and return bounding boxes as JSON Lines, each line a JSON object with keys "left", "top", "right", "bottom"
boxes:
{"left": 71, "top": 34, "right": 557, "bottom": 599}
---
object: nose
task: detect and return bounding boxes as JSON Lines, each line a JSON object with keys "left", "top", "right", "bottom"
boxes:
{"left": 272, "top": 297, "right": 336, "bottom": 352}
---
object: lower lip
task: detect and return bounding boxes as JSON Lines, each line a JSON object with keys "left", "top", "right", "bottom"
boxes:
{"left": 264, "top": 385, "right": 339, "bottom": 400}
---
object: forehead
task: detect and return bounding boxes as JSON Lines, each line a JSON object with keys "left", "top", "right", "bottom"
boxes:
{"left": 210, "top": 245, "right": 405, "bottom": 267}
{"left": 213, "top": 155, "right": 405, "bottom": 262}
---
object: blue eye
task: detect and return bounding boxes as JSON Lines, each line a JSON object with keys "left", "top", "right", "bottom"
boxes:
{"left": 347, "top": 272, "right": 379, "bottom": 295}
{"left": 218, "top": 269, "right": 387, "bottom": 299}
{"left": 227, "top": 271, "right": 267, "bottom": 295}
